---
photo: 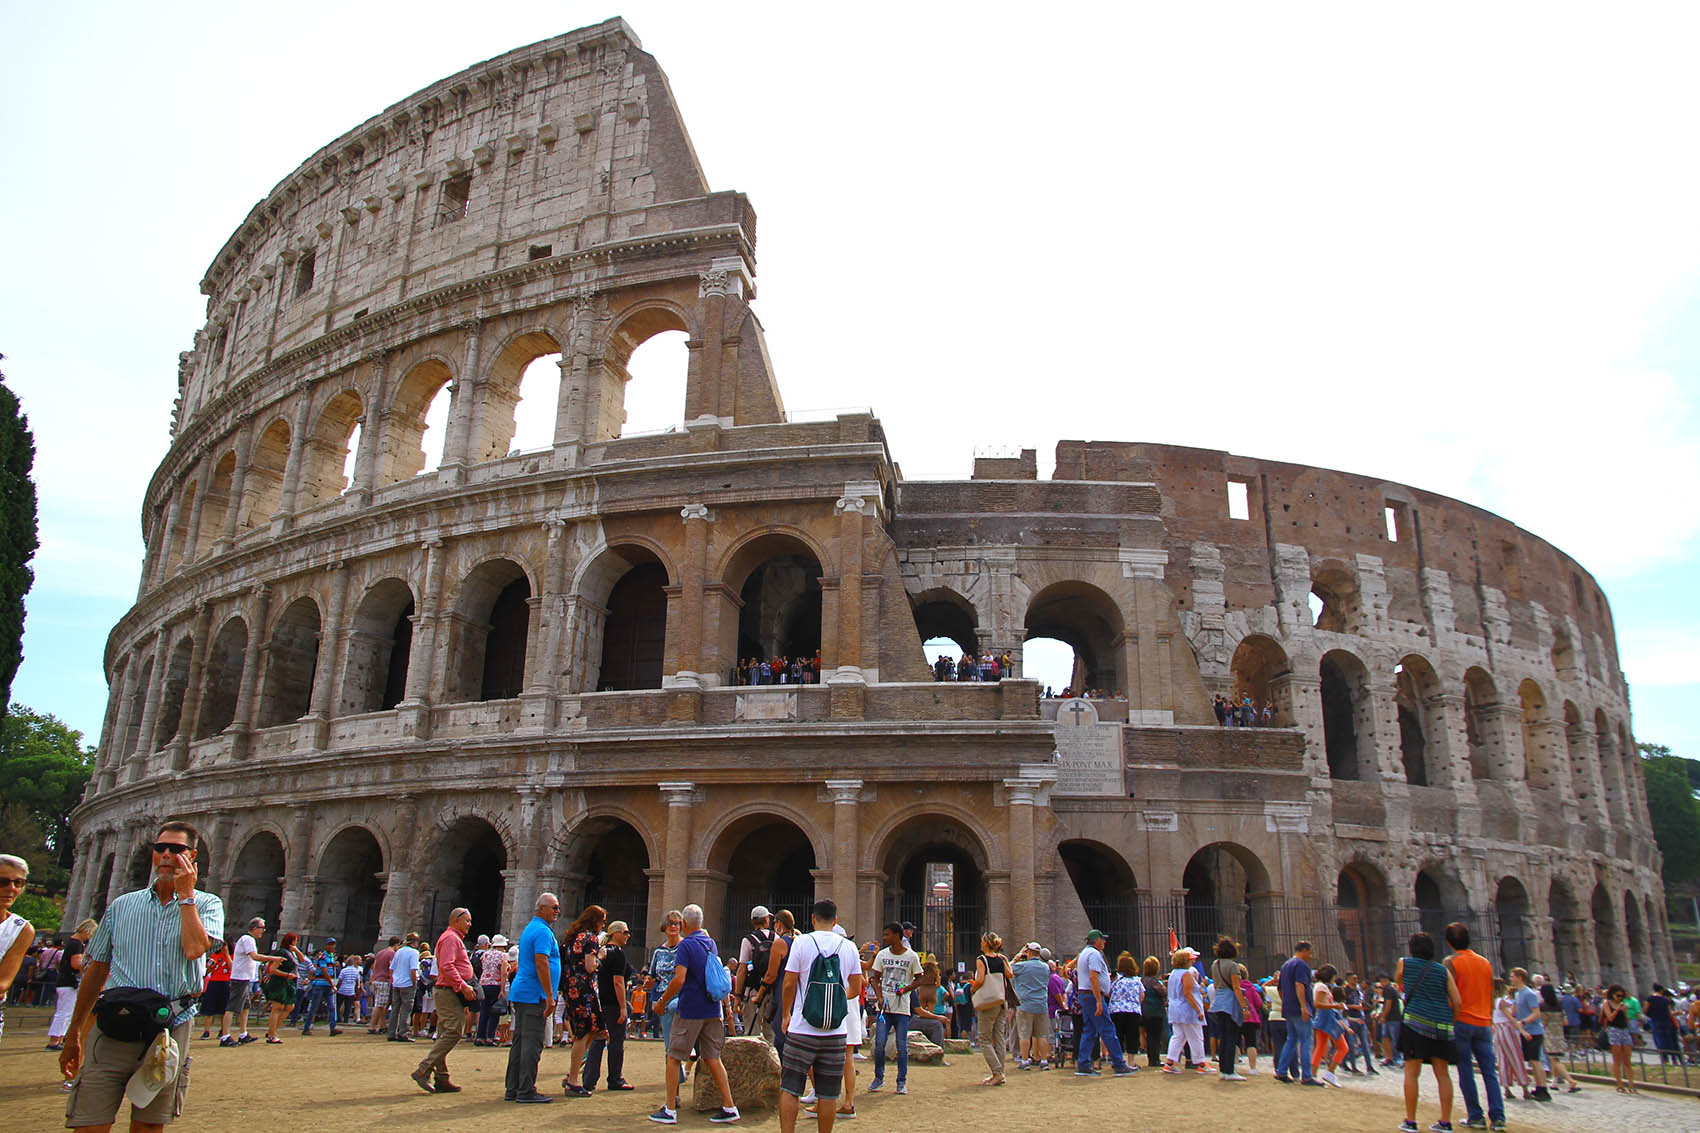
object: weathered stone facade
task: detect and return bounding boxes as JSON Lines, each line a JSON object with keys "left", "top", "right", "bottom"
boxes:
{"left": 67, "top": 19, "right": 1670, "bottom": 986}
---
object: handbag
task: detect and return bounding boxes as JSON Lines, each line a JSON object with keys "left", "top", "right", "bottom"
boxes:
{"left": 93, "top": 987, "right": 173, "bottom": 1043}
{"left": 971, "top": 956, "right": 1006, "bottom": 1009}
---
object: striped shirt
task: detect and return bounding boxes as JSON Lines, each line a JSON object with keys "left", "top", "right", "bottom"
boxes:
{"left": 88, "top": 887, "right": 226, "bottom": 1022}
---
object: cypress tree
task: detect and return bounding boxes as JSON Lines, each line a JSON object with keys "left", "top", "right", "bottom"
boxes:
{"left": 0, "top": 357, "right": 38, "bottom": 715}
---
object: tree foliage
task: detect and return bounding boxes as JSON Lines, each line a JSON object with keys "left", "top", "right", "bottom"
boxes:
{"left": 0, "top": 359, "right": 38, "bottom": 714}
{"left": 0, "top": 705, "right": 92, "bottom": 887}
{"left": 1640, "top": 742, "right": 1700, "bottom": 889}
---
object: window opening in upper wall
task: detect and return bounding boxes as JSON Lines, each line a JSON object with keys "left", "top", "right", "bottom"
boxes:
{"left": 342, "top": 423, "right": 361, "bottom": 491}
{"left": 528, "top": 244, "right": 552, "bottom": 261}
{"left": 294, "top": 249, "right": 316, "bottom": 297}
{"left": 509, "top": 354, "right": 561, "bottom": 453}
{"left": 420, "top": 382, "right": 452, "bottom": 474}
{"left": 438, "top": 173, "right": 472, "bottom": 226}
{"left": 1227, "top": 479, "right": 1250, "bottom": 521}
{"left": 1384, "top": 502, "right": 1402, "bottom": 542}
{"left": 622, "top": 329, "right": 690, "bottom": 436}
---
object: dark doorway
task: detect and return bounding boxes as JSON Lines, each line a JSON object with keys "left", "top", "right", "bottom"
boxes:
{"left": 1059, "top": 841, "right": 1139, "bottom": 955}
{"left": 481, "top": 578, "right": 531, "bottom": 700}
{"left": 738, "top": 557, "right": 822, "bottom": 662}
{"left": 600, "top": 562, "right": 668, "bottom": 691}
{"left": 428, "top": 819, "right": 507, "bottom": 939}
{"left": 318, "top": 827, "right": 385, "bottom": 952}
{"left": 721, "top": 820, "right": 816, "bottom": 947}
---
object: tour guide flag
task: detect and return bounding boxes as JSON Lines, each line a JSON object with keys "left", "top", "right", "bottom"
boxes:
{"left": 1169, "top": 927, "right": 1178, "bottom": 954}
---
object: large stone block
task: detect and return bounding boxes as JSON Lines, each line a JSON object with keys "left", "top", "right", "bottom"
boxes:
{"left": 692, "top": 1035, "right": 780, "bottom": 1112}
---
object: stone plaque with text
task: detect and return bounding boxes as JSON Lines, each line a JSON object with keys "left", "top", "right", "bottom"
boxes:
{"left": 1053, "top": 698, "right": 1124, "bottom": 797}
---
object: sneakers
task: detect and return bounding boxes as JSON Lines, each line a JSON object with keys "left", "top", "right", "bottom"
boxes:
{"left": 1244, "top": 1066, "right": 1260, "bottom": 1075}
{"left": 1273, "top": 1074, "right": 1293, "bottom": 1084}
{"left": 1530, "top": 1087, "right": 1552, "bottom": 1102}
{"left": 1429, "top": 1124, "right": 1455, "bottom": 1132}
{"left": 1488, "top": 1123, "right": 1506, "bottom": 1132}
{"left": 1037, "top": 1060, "right": 1050, "bottom": 1070}
{"left": 648, "top": 1107, "right": 678, "bottom": 1125}
{"left": 895, "top": 1083, "right": 908, "bottom": 1094}
{"left": 1461, "top": 1122, "right": 1487, "bottom": 1131}
{"left": 1114, "top": 1065, "right": 1140, "bottom": 1076}
{"left": 867, "top": 1079, "right": 884, "bottom": 1092}
{"left": 236, "top": 1034, "right": 257, "bottom": 1044}
{"left": 1300, "top": 1077, "right": 1324, "bottom": 1087}
{"left": 1197, "top": 1064, "right": 1217, "bottom": 1074}
{"left": 1399, "top": 1122, "right": 1420, "bottom": 1133}
{"left": 1321, "top": 1070, "right": 1341, "bottom": 1088}
{"left": 799, "top": 1090, "right": 818, "bottom": 1105}
{"left": 1075, "top": 1066, "right": 1102, "bottom": 1076}
{"left": 219, "top": 1036, "right": 237, "bottom": 1047}
{"left": 1221, "top": 1073, "right": 1248, "bottom": 1081}
{"left": 1162, "top": 1064, "right": 1183, "bottom": 1075}
{"left": 708, "top": 1107, "right": 741, "bottom": 1123}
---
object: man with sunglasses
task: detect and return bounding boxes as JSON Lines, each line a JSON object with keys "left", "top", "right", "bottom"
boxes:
{"left": 59, "top": 819, "right": 225, "bottom": 1132}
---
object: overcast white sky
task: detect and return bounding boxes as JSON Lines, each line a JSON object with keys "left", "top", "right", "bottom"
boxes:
{"left": 2, "top": 1, "right": 1695, "bottom": 757}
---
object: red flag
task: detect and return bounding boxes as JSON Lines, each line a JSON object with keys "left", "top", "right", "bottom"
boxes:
{"left": 1168, "top": 926, "right": 1178, "bottom": 953}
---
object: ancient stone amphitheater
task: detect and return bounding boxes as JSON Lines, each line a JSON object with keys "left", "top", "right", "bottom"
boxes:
{"left": 66, "top": 18, "right": 1669, "bottom": 984}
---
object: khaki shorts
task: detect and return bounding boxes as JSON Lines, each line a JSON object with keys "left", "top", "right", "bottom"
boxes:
{"left": 1014, "top": 1009, "right": 1049, "bottom": 1042}
{"left": 66, "top": 1019, "right": 193, "bottom": 1128}
{"left": 668, "top": 1015, "right": 725, "bottom": 1063}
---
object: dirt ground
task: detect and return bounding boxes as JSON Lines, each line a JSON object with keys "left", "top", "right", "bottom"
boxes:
{"left": 1, "top": 1006, "right": 1692, "bottom": 1131}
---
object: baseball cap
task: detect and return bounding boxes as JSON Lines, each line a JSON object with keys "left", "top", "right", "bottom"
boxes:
{"left": 1085, "top": 929, "right": 1107, "bottom": 942}
{"left": 751, "top": 905, "right": 771, "bottom": 919}
{"left": 1025, "top": 941, "right": 1042, "bottom": 953}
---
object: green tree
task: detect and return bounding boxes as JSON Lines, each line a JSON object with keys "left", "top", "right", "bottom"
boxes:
{"left": 1641, "top": 743, "right": 1700, "bottom": 888}
{"left": 0, "top": 358, "right": 38, "bottom": 714}
{"left": 0, "top": 706, "right": 92, "bottom": 888}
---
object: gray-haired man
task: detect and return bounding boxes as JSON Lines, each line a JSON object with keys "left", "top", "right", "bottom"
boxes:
{"left": 411, "top": 907, "right": 476, "bottom": 1094}
{"left": 225, "top": 917, "right": 282, "bottom": 1046}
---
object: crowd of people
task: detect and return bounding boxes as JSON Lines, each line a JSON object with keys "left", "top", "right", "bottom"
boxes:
{"left": 931, "top": 651, "right": 1014, "bottom": 683}
{"left": 1213, "top": 694, "right": 1278, "bottom": 727}
{"left": 733, "top": 653, "right": 823, "bottom": 685}
{"left": 2, "top": 832, "right": 1697, "bottom": 1131}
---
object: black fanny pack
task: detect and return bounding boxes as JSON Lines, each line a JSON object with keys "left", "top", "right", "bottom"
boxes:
{"left": 93, "top": 987, "right": 173, "bottom": 1043}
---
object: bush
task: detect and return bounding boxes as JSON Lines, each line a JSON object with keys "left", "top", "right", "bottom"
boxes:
{"left": 11, "top": 891, "right": 60, "bottom": 930}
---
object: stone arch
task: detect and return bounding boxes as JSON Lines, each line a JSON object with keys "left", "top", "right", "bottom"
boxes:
{"left": 195, "top": 451, "right": 237, "bottom": 559}
{"left": 1024, "top": 580, "right": 1126, "bottom": 696}
{"left": 476, "top": 328, "right": 563, "bottom": 460}
{"left": 597, "top": 550, "right": 669, "bottom": 692}
{"left": 421, "top": 814, "right": 509, "bottom": 940}
{"left": 1310, "top": 561, "right": 1362, "bottom": 634}
{"left": 1462, "top": 666, "right": 1500, "bottom": 779}
{"left": 445, "top": 557, "right": 533, "bottom": 702}
{"left": 121, "top": 656, "right": 153, "bottom": 757}
{"left": 1596, "top": 708, "right": 1628, "bottom": 825}
{"left": 258, "top": 596, "right": 321, "bottom": 727}
{"left": 196, "top": 616, "right": 247, "bottom": 738}
{"left": 1590, "top": 882, "right": 1620, "bottom": 984}
{"left": 1624, "top": 891, "right": 1649, "bottom": 988}
{"left": 154, "top": 636, "right": 193, "bottom": 747}
{"left": 872, "top": 808, "right": 996, "bottom": 970}
{"left": 1413, "top": 863, "right": 1472, "bottom": 940}
{"left": 720, "top": 531, "right": 824, "bottom": 669}
{"left": 703, "top": 807, "right": 821, "bottom": 949}
{"left": 165, "top": 479, "right": 197, "bottom": 573}
{"left": 91, "top": 851, "right": 117, "bottom": 919}
{"left": 1230, "top": 633, "right": 1292, "bottom": 724}
{"left": 340, "top": 577, "right": 416, "bottom": 714}
{"left": 911, "top": 587, "right": 980, "bottom": 665}
{"left": 1549, "top": 878, "right": 1586, "bottom": 982}
{"left": 229, "top": 829, "right": 286, "bottom": 934}
{"left": 593, "top": 302, "right": 694, "bottom": 441}
{"left": 1394, "top": 653, "right": 1444, "bottom": 786}
{"left": 1494, "top": 876, "right": 1532, "bottom": 972}
{"left": 1519, "top": 678, "right": 1562, "bottom": 792}
{"left": 299, "top": 388, "right": 364, "bottom": 507}
{"left": 1057, "top": 839, "right": 1139, "bottom": 960}
{"left": 312, "top": 824, "right": 385, "bottom": 952}
{"left": 1182, "top": 841, "right": 1279, "bottom": 972}
{"left": 1562, "top": 700, "right": 1596, "bottom": 812}
{"left": 380, "top": 357, "right": 454, "bottom": 484}
{"left": 239, "top": 417, "right": 291, "bottom": 530}
{"left": 1320, "top": 648, "right": 1375, "bottom": 781}
{"left": 555, "top": 811, "right": 654, "bottom": 958}
{"left": 568, "top": 539, "right": 678, "bottom": 693}
{"left": 1337, "top": 857, "right": 1395, "bottom": 977}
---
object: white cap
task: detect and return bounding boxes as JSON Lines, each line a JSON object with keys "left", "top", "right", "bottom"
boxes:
{"left": 751, "top": 905, "right": 772, "bottom": 919}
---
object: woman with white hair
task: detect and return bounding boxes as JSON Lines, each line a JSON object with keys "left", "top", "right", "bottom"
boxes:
{"left": 0, "top": 854, "right": 37, "bottom": 1043}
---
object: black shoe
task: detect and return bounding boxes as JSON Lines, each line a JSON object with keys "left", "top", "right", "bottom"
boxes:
{"left": 609, "top": 1080, "right": 636, "bottom": 1090}
{"left": 515, "top": 1092, "right": 554, "bottom": 1103}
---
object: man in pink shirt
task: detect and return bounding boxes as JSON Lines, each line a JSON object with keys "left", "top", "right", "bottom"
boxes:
{"left": 368, "top": 936, "right": 398, "bottom": 1034}
{"left": 411, "top": 908, "right": 478, "bottom": 1095}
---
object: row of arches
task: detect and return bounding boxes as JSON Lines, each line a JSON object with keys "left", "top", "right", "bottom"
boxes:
{"left": 914, "top": 579, "right": 1128, "bottom": 694}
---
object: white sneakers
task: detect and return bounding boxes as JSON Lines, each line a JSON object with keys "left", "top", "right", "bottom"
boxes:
{"left": 1321, "top": 1070, "right": 1341, "bottom": 1088}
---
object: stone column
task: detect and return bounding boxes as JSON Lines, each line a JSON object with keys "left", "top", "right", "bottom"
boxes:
{"left": 668, "top": 504, "right": 713, "bottom": 687}
{"left": 151, "top": 490, "right": 187, "bottom": 588}
{"left": 1567, "top": 719, "right": 1609, "bottom": 829}
{"left": 828, "top": 488, "right": 871, "bottom": 683}
{"left": 104, "top": 834, "right": 134, "bottom": 903}
{"left": 347, "top": 351, "right": 388, "bottom": 505}
{"left": 526, "top": 516, "right": 569, "bottom": 702}
{"left": 508, "top": 786, "right": 546, "bottom": 931}
{"left": 228, "top": 584, "right": 271, "bottom": 760}
{"left": 399, "top": 535, "right": 446, "bottom": 736}
{"left": 216, "top": 419, "right": 253, "bottom": 553}
{"left": 277, "top": 807, "right": 315, "bottom": 933}
{"left": 1427, "top": 691, "right": 1474, "bottom": 791}
{"left": 377, "top": 796, "right": 419, "bottom": 938}
{"left": 274, "top": 397, "right": 314, "bottom": 527}
{"left": 659, "top": 782, "right": 696, "bottom": 915}
{"left": 438, "top": 319, "right": 483, "bottom": 478}
{"left": 302, "top": 562, "right": 350, "bottom": 749}
{"left": 132, "top": 634, "right": 171, "bottom": 760}
{"left": 204, "top": 816, "right": 235, "bottom": 895}
{"left": 183, "top": 464, "right": 210, "bottom": 563}
{"left": 825, "top": 780, "right": 862, "bottom": 912}
{"left": 169, "top": 603, "right": 217, "bottom": 769}
{"left": 1004, "top": 778, "right": 1038, "bottom": 947}
{"left": 64, "top": 832, "right": 99, "bottom": 923}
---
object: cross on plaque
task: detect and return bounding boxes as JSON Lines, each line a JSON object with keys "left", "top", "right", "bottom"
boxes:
{"left": 1066, "top": 699, "right": 1090, "bottom": 725}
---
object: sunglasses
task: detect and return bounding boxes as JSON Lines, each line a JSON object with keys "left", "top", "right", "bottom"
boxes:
{"left": 0, "top": 877, "right": 24, "bottom": 888}
{"left": 152, "top": 842, "right": 193, "bottom": 855}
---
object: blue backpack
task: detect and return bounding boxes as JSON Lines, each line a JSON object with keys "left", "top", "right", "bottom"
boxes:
{"left": 704, "top": 947, "right": 732, "bottom": 1001}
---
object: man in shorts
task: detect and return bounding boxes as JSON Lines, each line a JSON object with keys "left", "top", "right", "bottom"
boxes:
{"left": 779, "top": 899, "right": 864, "bottom": 1133}
{"left": 225, "top": 918, "right": 280, "bottom": 1046}
{"left": 1011, "top": 942, "right": 1054, "bottom": 1069}
{"left": 59, "top": 819, "right": 226, "bottom": 1132}
{"left": 368, "top": 936, "right": 398, "bottom": 1034}
{"left": 648, "top": 904, "right": 738, "bottom": 1124}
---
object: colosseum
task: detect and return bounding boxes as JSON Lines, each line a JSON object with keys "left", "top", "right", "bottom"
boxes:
{"left": 66, "top": 18, "right": 1670, "bottom": 986}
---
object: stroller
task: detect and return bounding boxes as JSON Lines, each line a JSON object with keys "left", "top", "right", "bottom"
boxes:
{"left": 1053, "top": 1011, "right": 1078, "bottom": 1067}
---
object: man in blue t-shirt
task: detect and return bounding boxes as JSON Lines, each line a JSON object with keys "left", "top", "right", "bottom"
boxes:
{"left": 504, "top": 891, "right": 561, "bottom": 1103}
{"left": 648, "top": 904, "right": 738, "bottom": 1125}
{"left": 1274, "top": 941, "right": 1316, "bottom": 1084}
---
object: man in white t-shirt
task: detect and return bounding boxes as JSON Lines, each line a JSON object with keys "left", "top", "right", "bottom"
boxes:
{"left": 226, "top": 917, "right": 283, "bottom": 1045}
{"left": 779, "top": 899, "right": 864, "bottom": 1133}
{"left": 869, "top": 921, "right": 923, "bottom": 1095}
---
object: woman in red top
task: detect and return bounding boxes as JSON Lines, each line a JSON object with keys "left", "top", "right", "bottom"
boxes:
{"left": 201, "top": 939, "right": 233, "bottom": 1041}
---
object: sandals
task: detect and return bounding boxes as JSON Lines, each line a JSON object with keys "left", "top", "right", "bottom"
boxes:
{"left": 266, "top": 1038, "right": 284, "bottom": 1044}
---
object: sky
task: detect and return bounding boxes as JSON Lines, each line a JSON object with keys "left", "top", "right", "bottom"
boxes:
{"left": 1, "top": 2, "right": 1696, "bottom": 757}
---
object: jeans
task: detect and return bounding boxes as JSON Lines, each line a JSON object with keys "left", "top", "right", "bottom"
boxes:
{"left": 476, "top": 985, "right": 502, "bottom": 1041}
{"left": 388, "top": 985, "right": 415, "bottom": 1038}
{"left": 1079, "top": 1002, "right": 1128, "bottom": 1071}
{"left": 586, "top": 1017, "right": 627, "bottom": 1087}
{"left": 1277, "top": 1014, "right": 1314, "bottom": 1080}
{"left": 301, "top": 984, "right": 339, "bottom": 1033}
{"left": 1212, "top": 1011, "right": 1239, "bottom": 1075}
{"left": 505, "top": 1000, "right": 546, "bottom": 1098}
{"left": 1347, "top": 1020, "right": 1376, "bottom": 1069}
{"left": 1453, "top": 1021, "right": 1504, "bottom": 1123}
{"left": 874, "top": 1011, "right": 911, "bottom": 1085}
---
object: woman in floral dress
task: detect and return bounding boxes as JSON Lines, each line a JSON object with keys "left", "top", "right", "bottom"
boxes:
{"left": 560, "top": 904, "right": 607, "bottom": 1097}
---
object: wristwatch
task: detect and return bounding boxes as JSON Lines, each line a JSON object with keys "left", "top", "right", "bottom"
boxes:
{"left": 178, "top": 898, "right": 197, "bottom": 906}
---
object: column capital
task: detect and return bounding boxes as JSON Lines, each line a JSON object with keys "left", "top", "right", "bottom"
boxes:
{"left": 680, "top": 503, "right": 714, "bottom": 523}
{"left": 1003, "top": 779, "right": 1038, "bottom": 805}
{"left": 659, "top": 781, "right": 700, "bottom": 806}
{"left": 823, "top": 779, "right": 864, "bottom": 805}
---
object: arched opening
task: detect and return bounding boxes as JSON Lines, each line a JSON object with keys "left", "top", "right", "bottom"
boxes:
{"left": 126, "top": 841, "right": 154, "bottom": 890}
{"left": 598, "top": 557, "right": 669, "bottom": 691}
{"left": 1309, "top": 565, "right": 1361, "bottom": 634}
{"left": 91, "top": 853, "right": 116, "bottom": 920}
{"left": 196, "top": 452, "right": 236, "bottom": 559}
{"left": 729, "top": 536, "right": 822, "bottom": 668}
{"left": 381, "top": 359, "right": 453, "bottom": 483}
{"left": 121, "top": 658, "right": 153, "bottom": 757}
{"left": 196, "top": 617, "right": 247, "bottom": 739}
{"left": 1336, "top": 861, "right": 1394, "bottom": 977}
{"left": 561, "top": 817, "right": 652, "bottom": 959}
{"left": 1395, "top": 654, "right": 1443, "bottom": 786}
{"left": 300, "top": 390, "right": 364, "bottom": 506}
{"left": 422, "top": 817, "right": 507, "bottom": 940}
{"left": 911, "top": 589, "right": 979, "bottom": 676}
{"left": 165, "top": 481, "right": 197, "bottom": 574}
{"left": 1563, "top": 701, "right": 1594, "bottom": 811}
{"left": 258, "top": 597, "right": 321, "bottom": 727}
{"left": 239, "top": 419, "right": 290, "bottom": 530}
{"left": 1021, "top": 637, "right": 1074, "bottom": 695}
{"left": 447, "top": 560, "right": 531, "bottom": 703}
{"left": 1519, "top": 679, "right": 1559, "bottom": 791}
{"left": 877, "top": 814, "right": 990, "bottom": 972}
{"left": 1058, "top": 841, "right": 1138, "bottom": 957}
{"left": 713, "top": 817, "right": 817, "bottom": 951}
{"left": 1590, "top": 883, "right": 1619, "bottom": 984}
{"left": 478, "top": 332, "right": 563, "bottom": 459}
{"left": 315, "top": 827, "right": 384, "bottom": 952}
{"left": 153, "top": 638, "right": 193, "bottom": 747}
{"left": 1549, "top": 880, "right": 1584, "bottom": 982}
{"left": 1182, "top": 842, "right": 1277, "bottom": 975}
{"left": 1024, "top": 581, "right": 1125, "bottom": 697}
{"left": 622, "top": 328, "right": 690, "bottom": 436}
{"left": 340, "top": 579, "right": 416, "bottom": 714}
{"left": 1624, "top": 893, "right": 1648, "bottom": 989}
{"left": 1550, "top": 629, "right": 1578, "bottom": 681}
{"left": 1596, "top": 709, "right": 1627, "bottom": 825}
{"left": 1320, "top": 649, "right": 1373, "bottom": 780}
{"left": 1495, "top": 877, "right": 1531, "bottom": 972}
{"left": 1414, "top": 867, "right": 1471, "bottom": 941}
{"left": 1230, "top": 634, "right": 1291, "bottom": 724}
{"left": 1463, "top": 667, "right": 1498, "bottom": 780}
